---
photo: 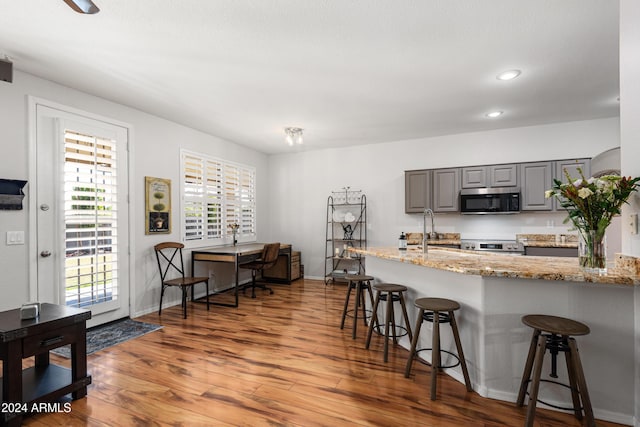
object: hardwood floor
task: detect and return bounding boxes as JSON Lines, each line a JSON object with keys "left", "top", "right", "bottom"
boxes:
{"left": 25, "top": 279, "right": 627, "bottom": 426}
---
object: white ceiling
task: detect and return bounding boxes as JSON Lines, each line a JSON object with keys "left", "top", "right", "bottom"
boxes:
{"left": 0, "top": 0, "right": 620, "bottom": 154}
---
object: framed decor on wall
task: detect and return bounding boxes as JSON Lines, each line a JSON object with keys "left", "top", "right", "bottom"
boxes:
{"left": 145, "top": 176, "right": 171, "bottom": 234}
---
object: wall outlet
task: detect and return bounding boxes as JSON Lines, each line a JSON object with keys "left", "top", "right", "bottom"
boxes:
{"left": 630, "top": 213, "right": 638, "bottom": 235}
{"left": 6, "top": 231, "right": 25, "bottom": 245}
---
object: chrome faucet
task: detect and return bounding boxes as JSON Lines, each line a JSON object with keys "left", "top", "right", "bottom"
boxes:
{"left": 423, "top": 208, "right": 435, "bottom": 254}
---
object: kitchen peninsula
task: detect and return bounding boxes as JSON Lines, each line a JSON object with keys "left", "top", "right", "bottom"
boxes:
{"left": 350, "top": 246, "right": 639, "bottom": 425}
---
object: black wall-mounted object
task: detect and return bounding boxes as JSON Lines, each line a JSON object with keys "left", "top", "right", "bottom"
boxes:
{"left": 0, "top": 58, "right": 12, "bottom": 83}
{"left": 0, "top": 179, "right": 27, "bottom": 210}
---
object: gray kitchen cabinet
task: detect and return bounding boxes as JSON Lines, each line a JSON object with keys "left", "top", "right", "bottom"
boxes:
{"left": 490, "top": 163, "right": 519, "bottom": 187}
{"left": 555, "top": 158, "right": 591, "bottom": 184}
{"left": 521, "top": 161, "right": 553, "bottom": 211}
{"left": 405, "top": 170, "right": 432, "bottom": 213}
{"left": 433, "top": 168, "right": 460, "bottom": 212}
{"left": 553, "top": 158, "right": 591, "bottom": 211}
{"left": 524, "top": 246, "right": 578, "bottom": 257}
{"left": 461, "top": 166, "right": 487, "bottom": 188}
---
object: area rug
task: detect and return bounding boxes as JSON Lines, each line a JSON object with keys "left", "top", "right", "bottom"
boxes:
{"left": 51, "top": 318, "right": 163, "bottom": 358}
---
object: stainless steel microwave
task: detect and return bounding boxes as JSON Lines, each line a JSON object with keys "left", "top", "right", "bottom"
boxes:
{"left": 460, "top": 187, "right": 520, "bottom": 214}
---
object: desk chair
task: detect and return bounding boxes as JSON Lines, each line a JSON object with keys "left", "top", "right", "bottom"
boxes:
{"left": 154, "top": 242, "right": 210, "bottom": 319}
{"left": 239, "top": 242, "right": 280, "bottom": 298}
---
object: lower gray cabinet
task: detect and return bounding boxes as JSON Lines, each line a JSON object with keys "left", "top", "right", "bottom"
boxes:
{"left": 433, "top": 168, "right": 460, "bottom": 212}
{"left": 521, "top": 162, "right": 553, "bottom": 211}
{"left": 524, "top": 247, "right": 578, "bottom": 257}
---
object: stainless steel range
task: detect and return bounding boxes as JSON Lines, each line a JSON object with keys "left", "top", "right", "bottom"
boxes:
{"left": 460, "top": 239, "right": 524, "bottom": 254}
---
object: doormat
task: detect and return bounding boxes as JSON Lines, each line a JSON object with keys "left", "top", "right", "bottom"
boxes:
{"left": 51, "top": 318, "right": 163, "bottom": 358}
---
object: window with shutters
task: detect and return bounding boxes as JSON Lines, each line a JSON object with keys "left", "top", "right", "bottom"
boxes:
{"left": 181, "top": 150, "right": 256, "bottom": 245}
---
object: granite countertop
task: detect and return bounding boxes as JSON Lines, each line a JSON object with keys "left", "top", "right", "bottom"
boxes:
{"left": 350, "top": 246, "right": 640, "bottom": 286}
{"left": 516, "top": 233, "right": 578, "bottom": 248}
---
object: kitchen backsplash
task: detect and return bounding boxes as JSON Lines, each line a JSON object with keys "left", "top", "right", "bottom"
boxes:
{"left": 405, "top": 232, "right": 460, "bottom": 245}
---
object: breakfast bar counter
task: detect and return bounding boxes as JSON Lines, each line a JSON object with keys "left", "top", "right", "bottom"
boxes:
{"left": 350, "top": 246, "right": 640, "bottom": 286}
{"left": 351, "top": 246, "right": 638, "bottom": 425}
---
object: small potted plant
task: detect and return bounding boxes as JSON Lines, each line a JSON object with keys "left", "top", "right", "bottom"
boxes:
{"left": 228, "top": 223, "right": 240, "bottom": 246}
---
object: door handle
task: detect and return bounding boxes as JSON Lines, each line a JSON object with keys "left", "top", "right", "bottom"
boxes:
{"left": 40, "top": 250, "right": 52, "bottom": 258}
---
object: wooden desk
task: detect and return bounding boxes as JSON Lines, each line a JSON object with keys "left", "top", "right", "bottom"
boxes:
{"left": 191, "top": 243, "right": 292, "bottom": 307}
{"left": 0, "top": 303, "right": 91, "bottom": 426}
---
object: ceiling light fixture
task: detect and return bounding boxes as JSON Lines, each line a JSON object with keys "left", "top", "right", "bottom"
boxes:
{"left": 496, "top": 69, "right": 521, "bottom": 81}
{"left": 284, "top": 127, "right": 304, "bottom": 146}
{"left": 486, "top": 111, "right": 503, "bottom": 118}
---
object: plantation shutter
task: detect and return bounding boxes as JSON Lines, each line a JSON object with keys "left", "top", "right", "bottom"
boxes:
{"left": 181, "top": 150, "right": 256, "bottom": 245}
{"left": 239, "top": 166, "right": 256, "bottom": 235}
{"left": 63, "top": 130, "right": 119, "bottom": 307}
{"left": 182, "top": 153, "right": 205, "bottom": 241}
{"left": 206, "top": 159, "right": 223, "bottom": 238}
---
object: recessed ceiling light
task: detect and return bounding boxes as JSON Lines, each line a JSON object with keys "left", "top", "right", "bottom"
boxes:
{"left": 485, "top": 111, "right": 503, "bottom": 118}
{"left": 496, "top": 70, "right": 521, "bottom": 81}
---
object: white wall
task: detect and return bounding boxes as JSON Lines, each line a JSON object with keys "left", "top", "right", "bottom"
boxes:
{"left": 268, "top": 118, "right": 620, "bottom": 279}
{"left": 0, "top": 70, "right": 269, "bottom": 316}
{"left": 620, "top": 1, "right": 640, "bottom": 425}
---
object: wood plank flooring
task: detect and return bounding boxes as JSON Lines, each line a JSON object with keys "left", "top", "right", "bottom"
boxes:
{"left": 24, "top": 279, "right": 628, "bottom": 426}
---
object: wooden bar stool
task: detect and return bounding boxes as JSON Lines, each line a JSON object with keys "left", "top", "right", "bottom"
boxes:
{"left": 340, "top": 274, "right": 375, "bottom": 339}
{"left": 365, "top": 283, "right": 412, "bottom": 362}
{"left": 404, "top": 297, "right": 472, "bottom": 400}
{"left": 516, "top": 314, "right": 594, "bottom": 427}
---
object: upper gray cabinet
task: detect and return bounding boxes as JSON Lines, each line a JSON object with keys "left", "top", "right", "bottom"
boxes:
{"left": 405, "top": 170, "right": 432, "bottom": 213}
{"left": 555, "top": 159, "right": 591, "bottom": 184}
{"left": 520, "top": 162, "right": 553, "bottom": 211}
{"left": 461, "top": 167, "right": 487, "bottom": 188}
{"left": 462, "top": 164, "right": 518, "bottom": 188}
{"left": 407, "top": 158, "right": 590, "bottom": 214}
{"left": 489, "top": 164, "right": 519, "bottom": 187}
{"left": 553, "top": 158, "right": 591, "bottom": 210}
{"left": 433, "top": 168, "right": 460, "bottom": 212}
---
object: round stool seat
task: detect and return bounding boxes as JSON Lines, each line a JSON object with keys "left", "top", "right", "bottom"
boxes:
{"left": 345, "top": 274, "right": 374, "bottom": 282}
{"left": 522, "top": 314, "right": 590, "bottom": 336}
{"left": 415, "top": 297, "right": 460, "bottom": 312}
{"left": 373, "top": 283, "right": 407, "bottom": 292}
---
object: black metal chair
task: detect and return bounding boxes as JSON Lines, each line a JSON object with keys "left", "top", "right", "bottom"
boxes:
{"left": 154, "top": 242, "right": 210, "bottom": 319}
{"left": 239, "top": 242, "right": 280, "bottom": 298}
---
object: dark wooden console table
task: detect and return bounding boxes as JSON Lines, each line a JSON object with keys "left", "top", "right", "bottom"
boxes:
{"left": 192, "top": 243, "right": 292, "bottom": 307}
{"left": 0, "top": 303, "right": 91, "bottom": 426}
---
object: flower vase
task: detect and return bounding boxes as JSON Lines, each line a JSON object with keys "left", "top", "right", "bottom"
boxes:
{"left": 232, "top": 231, "right": 237, "bottom": 246}
{"left": 578, "top": 230, "right": 606, "bottom": 274}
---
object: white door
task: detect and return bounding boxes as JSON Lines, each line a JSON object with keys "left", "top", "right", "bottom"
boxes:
{"left": 34, "top": 102, "right": 130, "bottom": 327}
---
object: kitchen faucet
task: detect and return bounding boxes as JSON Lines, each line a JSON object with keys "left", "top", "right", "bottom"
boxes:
{"left": 423, "top": 208, "right": 435, "bottom": 254}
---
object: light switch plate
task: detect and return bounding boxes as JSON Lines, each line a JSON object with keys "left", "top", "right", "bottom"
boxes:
{"left": 6, "top": 231, "right": 25, "bottom": 245}
{"left": 630, "top": 213, "right": 638, "bottom": 235}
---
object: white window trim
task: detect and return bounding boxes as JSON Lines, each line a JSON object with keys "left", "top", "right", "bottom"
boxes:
{"left": 180, "top": 149, "right": 257, "bottom": 248}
